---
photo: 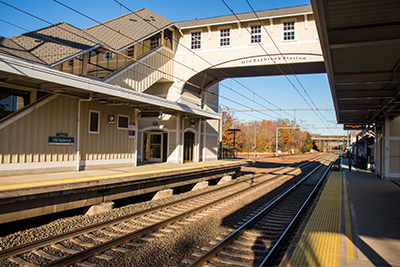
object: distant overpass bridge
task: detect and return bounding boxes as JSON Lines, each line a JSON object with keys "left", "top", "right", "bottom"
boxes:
{"left": 311, "top": 134, "right": 349, "bottom": 143}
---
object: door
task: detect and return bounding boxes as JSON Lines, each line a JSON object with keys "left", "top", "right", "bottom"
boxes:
{"left": 148, "top": 133, "right": 163, "bottom": 162}
{"left": 184, "top": 131, "right": 195, "bottom": 162}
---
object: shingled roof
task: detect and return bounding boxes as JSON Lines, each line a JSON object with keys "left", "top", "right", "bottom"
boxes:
{"left": 176, "top": 5, "right": 312, "bottom": 29}
{"left": 7, "top": 22, "right": 100, "bottom": 66}
{"left": 84, "top": 8, "right": 173, "bottom": 51}
{"left": 0, "top": 37, "right": 46, "bottom": 64}
{"left": 0, "top": 8, "right": 172, "bottom": 66}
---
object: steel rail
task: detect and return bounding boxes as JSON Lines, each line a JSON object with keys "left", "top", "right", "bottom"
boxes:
{"left": 259, "top": 160, "right": 334, "bottom": 266}
{"left": 0, "top": 156, "right": 322, "bottom": 261}
{"left": 44, "top": 158, "right": 326, "bottom": 266}
{"left": 189, "top": 156, "right": 335, "bottom": 267}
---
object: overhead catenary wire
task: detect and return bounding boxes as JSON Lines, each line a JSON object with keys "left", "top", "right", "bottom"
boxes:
{"left": 113, "top": 0, "right": 297, "bottom": 121}
{"left": 0, "top": 0, "right": 207, "bottom": 91}
{"left": 51, "top": 0, "right": 293, "bottom": 121}
{"left": 244, "top": 0, "right": 331, "bottom": 124}
{"left": 0, "top": 18, "right": 274, "bottom": 120}
{"left": 220, "top": 0, "right": 331, "bottom": 132}
{"left": 1, "top": 1, "right": 318, "bottom": 126}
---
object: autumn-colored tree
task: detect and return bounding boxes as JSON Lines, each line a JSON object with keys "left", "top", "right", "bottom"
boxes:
{"left": 220, "top": 108, "right": 318, "bottom": 155}
{"left": 300, "top": 131, "right": 313, "bottom": 153}
{"left": 221, "top": 108, "right": 243, "bottom": 157}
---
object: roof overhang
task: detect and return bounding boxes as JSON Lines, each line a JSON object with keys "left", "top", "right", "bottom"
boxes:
{"left": 0, "top": 53, "right": 221, "bottom": 120}
{"left": 178, "top": 11, "right": 313, "bottom": 30}
{"left": 311, "top": 0, "right": 400, "bottom": 124}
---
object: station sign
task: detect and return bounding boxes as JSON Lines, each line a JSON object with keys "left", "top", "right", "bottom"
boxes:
{"left": 343, "top": 124, "right": 366, "bottom": 130}
{"left": 49, "top": 136, "right": 75, "bottom": 145}
{"left": 140, "top": 111, "right": 161, "bottom": 118}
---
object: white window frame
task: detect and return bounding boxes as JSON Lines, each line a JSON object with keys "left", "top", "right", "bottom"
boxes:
{"left": 219, "top": 27, "right": 231, "bottom": 47}
{"left": 249, "top": 24, "right": 262, "bottom": 44}
{"left": 282, "top": 19, "right": 296, "bottom": 41}
{"left": 190, "top": 31, "right": 202, "bottom": 50}
{"left": 89, "top": 110, "right": 100, "bottom": 134}
{"left": 117, "top": 114, "right": 130, "bottom": 130}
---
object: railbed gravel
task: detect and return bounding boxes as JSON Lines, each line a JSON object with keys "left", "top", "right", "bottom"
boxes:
{"left": 94, "top": 173, "right": 295, "bottom": 266}
{"left": 0, "top": 155, "right": 318, "bottom": 266}
{"left": 0, "top": 180, "right": 241, "bottom": 252}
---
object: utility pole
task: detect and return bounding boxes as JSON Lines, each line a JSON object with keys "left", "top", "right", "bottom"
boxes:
{"left": 254, "top": 123, "right": 256, "bottom": 158}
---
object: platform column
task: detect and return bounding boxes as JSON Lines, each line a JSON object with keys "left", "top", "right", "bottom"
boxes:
{"left": 197, "top": 119, "right": 201, "bottom": 162}
{"left": 176, "top": 114, "right": 182, "bottom": 164}
{"left": 134, "top": 108, "right": 138, "bottom": 167}
{"left": 202, "top": 120, "right": 206, "bottom": 161}
{"left": 180, "top": 116, "right": 184, "bottom": 164}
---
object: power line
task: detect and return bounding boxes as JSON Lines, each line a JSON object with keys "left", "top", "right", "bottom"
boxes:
{"left": 113, "top": 0, "right": 296, "bottom": 121}
{"left": 220, "top": 0, "right": 331, "bottom": 132}
{"left": 50, "top": 0, "right": 287, "bottom": 119}
{"left": 244, "top": 0, "right": 330, "bottom": 124}
{"left": 2, "top": 0, "right": 316, "bottom": 125}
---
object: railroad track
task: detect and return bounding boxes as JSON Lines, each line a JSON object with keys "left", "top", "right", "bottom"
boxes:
{"left": 187, "top": 155, "right": 336, "bottom": 267}
{"left": 0, "top": 155, "right": 329, "bottom": 267}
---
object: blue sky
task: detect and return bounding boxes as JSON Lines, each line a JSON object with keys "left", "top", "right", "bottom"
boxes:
{"left": 0, "top": 0, "right": 344, "bottom": 136}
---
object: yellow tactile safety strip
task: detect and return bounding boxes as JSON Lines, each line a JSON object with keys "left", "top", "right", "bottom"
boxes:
{"left": 0, "top": 160, "right": 245, "bottom": 191}
{"left": 287, "top": 172, "right": 342, "bottom": 266}
{"left": 343, "top": 172, "right": 355, "bottom": 264}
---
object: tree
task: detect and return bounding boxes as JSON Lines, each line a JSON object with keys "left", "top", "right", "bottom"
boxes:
{"left": 300, "top": 131, "right": 313, "bottom": 153}
{"left": 221, "top": 108, "right": 243, "bottom": 157}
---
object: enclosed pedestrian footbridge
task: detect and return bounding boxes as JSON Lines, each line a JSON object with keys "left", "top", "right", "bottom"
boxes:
{"left": 175, "top": 5, "right": 325, "bottom": 96}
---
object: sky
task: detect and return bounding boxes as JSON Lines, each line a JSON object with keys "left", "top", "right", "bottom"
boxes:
{"left": 0, "top": 0, "right": 345, "bottom": 136}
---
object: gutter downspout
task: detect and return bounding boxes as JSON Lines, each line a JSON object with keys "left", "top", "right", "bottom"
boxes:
{"left": 77, "top": 97, "right": 92, "bottom": 171}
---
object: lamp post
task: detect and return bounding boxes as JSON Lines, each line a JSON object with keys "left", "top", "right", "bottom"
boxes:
{"left": 228, "top": 129, "right": 241, "bottom": 158}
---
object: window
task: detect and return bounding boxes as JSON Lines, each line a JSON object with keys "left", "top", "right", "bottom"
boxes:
{"left": 191, "top": 32, "right": 201, "bottom": 49}
{"left": 283, "top": 21, "right": 295, "bottom": 40}
{"left": 117, "top": 114, "right": 129, "bottom": 130}
{"left": 89, "top": 110, "right": 100, "bottom": 133}
{"left": 67, "top": 59, "right": 74, "bottom": 66}
{"left": 0, "top": 89, "right": 31, "bottom": 120}
{"left": 103, "top": 52, "right": 114, "bottom": 60}
{"left": 250, "top": 25, "right": 262, "bottom": 43}
{"left": 150, "top": 33, "right": 161, "bottom": 50}
{"left": 220, "top": 28, "right": 230, "bottom": 46}
{"left": 127, "top": 46, "right": 134, "bottom": 57}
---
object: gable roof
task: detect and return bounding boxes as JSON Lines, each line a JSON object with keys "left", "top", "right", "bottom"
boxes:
{"left": 0, "top": 37, "right": 46, "bottom": 64}
{"left": 8, "top": 22, "right": 100, "bottom": 65}
{"left": 0, "top": 8, "right": 173, "bottom": 66}
{"left": 176, "top": 5, "right": 312, "bottom": 29}
{"left": 84, "top": 8, "right": 173, "bottom": 51}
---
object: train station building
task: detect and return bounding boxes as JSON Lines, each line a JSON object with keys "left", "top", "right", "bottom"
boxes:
{"left": 0, "top": 4, "right": 399, "bottom": 179}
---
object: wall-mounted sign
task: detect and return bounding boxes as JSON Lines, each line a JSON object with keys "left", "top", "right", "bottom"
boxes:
{"left": 49, "top": 136, "right": 74, "bottom": 145}
{"left": 128, "top": 122, "right": 135, "bottom": 138}
{"left": 56, "top": 133, "right": 68, "bottom": 137}
{"left": 343, "top": 124, "right": 366, "bottom": 130}
{"left": 140, "top": 111, "right": 161, "bottom": 118}
{"left": 108, "top": 115, "right": 115, "bottom": 124}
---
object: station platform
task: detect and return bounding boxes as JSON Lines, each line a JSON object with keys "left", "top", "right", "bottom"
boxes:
{"left": 0, "top": 159, "right": 249, "bottom": 224}
{"left": 284, "top": 158, "right": 400, "bottom": 266}
{"left": 0, "top": 159, "right": 247, "bottom": 191}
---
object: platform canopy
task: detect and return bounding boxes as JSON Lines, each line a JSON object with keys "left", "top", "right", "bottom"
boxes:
{"left": 311, "top": 0, "right": 400, "bottom": 124}
{"left": 0, "top": 53, "right": 221, "bottom": 120}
